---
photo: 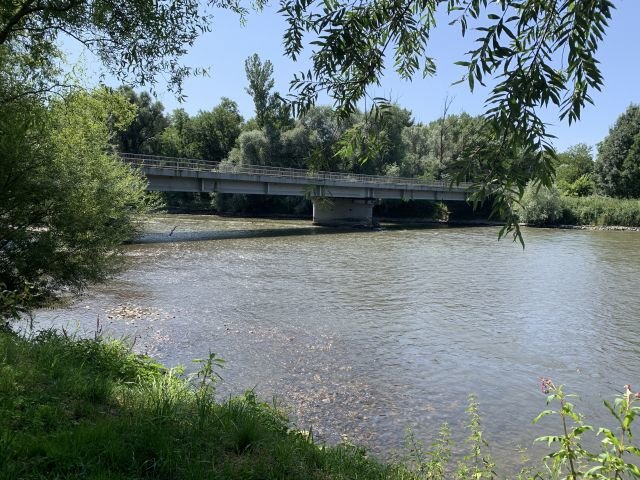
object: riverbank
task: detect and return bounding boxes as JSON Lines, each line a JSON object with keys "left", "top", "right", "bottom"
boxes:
{"left": 0, "top": 328, "right": 403, "bottom": 479}
{"left": 1, "top": 327, "right": 507, "bottom": 479}
{"left": 5, "top": 326, "right": 640, "bottom": 479}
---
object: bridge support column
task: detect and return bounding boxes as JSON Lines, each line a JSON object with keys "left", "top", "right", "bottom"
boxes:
{"left": 312, "top": 198, "right": 376, "bottom": 227}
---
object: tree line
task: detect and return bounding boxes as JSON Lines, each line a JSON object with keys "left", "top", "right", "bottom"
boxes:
{"left": 115, "top": 54, "right": 640, "bottom": 206}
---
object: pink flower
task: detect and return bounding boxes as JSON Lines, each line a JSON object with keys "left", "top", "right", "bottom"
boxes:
{"left": 540, "top": 377, "right": 553, "bottom": 394}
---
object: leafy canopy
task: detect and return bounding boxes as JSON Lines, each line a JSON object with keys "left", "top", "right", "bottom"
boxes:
{"left": 279, "top": 0, "right": 614, "bottom": 242}
{"left": 0, "top": 0, "right": 263, "bottom": 98}
{"left": 0, "top": 87, "right": 154, "bottom": 315}
{"left": 595, "top": 104, "right": 640, "bottom": 198}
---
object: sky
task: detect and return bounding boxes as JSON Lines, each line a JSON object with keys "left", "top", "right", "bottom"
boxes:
{"left": 66, "top": 0, "right": 640, "bottom": 153}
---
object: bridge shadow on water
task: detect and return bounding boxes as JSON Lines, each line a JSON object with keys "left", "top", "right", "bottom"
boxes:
{"left": 130, "top": 222, "right": 472, "bottom": 244}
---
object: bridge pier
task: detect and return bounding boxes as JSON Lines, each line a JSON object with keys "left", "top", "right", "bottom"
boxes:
{"left": 312, "top": 198, "right": 376, "bottom": 227}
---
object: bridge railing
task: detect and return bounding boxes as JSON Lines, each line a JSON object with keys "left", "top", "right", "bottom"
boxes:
{"left": 120, "top": 153, "right": 470, "bottom": 190}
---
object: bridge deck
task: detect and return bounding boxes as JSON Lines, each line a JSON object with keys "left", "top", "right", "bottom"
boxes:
{"left": 121, "top": 153, "right": 470, "bottom": 201}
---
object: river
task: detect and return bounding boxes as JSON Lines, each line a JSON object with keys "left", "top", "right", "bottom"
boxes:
{"left": 34, "top": 214, "right": 640, "bottom": 470}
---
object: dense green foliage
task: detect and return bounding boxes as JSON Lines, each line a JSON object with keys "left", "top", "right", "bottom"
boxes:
{"left": 0, "top": 87, "right": 153, "bottom": 316}
{"left": 555, "top": 144, "right": 596, "bottom": 197}
{"left": 559, "top": 196, "right": 640, "bottom": 227}
{"left": 0, "top": 0, "right": 265, "bottom": 318}
{"left": 515, "top": 185, "right": 563, "bottom": 227}
{"left": 515, "top": 190, "right": 640, "bottom": 227}
{"left": 115, "top": 87, "right": 169, "bottom": 155}
{"left": 0, "top": 0, "right": 257, "bottom": 98}
{"left": 595, "top": 105, "right": 640, "bottom": 198}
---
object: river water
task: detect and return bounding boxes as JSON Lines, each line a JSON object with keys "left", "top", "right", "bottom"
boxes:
{"left": 34, "top": 214, "right": 640, "bottom": 469}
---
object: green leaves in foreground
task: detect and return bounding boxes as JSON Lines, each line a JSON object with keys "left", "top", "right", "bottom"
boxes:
{"left": 534, "top": 379, "right": 640, "bottom": 479}
{"left": 279, "top": 0, "right": 614, "bottom": 244}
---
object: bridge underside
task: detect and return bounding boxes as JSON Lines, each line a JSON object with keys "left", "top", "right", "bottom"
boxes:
{"left": 144, "top": 169, "right": 467, "bottom": 227}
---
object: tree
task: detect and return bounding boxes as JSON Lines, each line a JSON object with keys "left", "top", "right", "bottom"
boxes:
{"left": 401, "top": 113, "right": 492, "bottom": 181}
{"left": 595, "top": 105, "right": 640, "bottom": 198}
{"left": 115, "top": 87, "right": 169, "bottom": 155}
{"left": 299, "top": 106, "right": 355, "bottom": 171}
{"left": 515, "top": 183, "right": 563, "bottom": 226}
{"left": 0, "top": 88, "right": 153, "bottom": 315}
{"left": 555, "top": 144, "right": 595, "bottom": 197}
{"left": 280, "top": 0, "right": 614, "bottom": 241}
{"left": 244, "top": 54, "right": 293, "bottom": 132}
{"left": 189, "top": 98, "right": 244, "bottom": 161}
{"left": 227, "top": 129, "right": 271, "bottom": 166}
{"left": 160, "top": 109, "right": 196, "bottom": 158}
{"left": 0, "top": 0, "right": 257, "bottom": 99}
{"left": 337, "top": 104, "right": 413, "bottom": 175}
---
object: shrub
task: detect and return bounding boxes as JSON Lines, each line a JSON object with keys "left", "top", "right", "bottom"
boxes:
{"left": 559, "top": 196, "right": 640, "bottom": 226}
{"left": 516, "top": 184, "right": 563, "bottom": 226}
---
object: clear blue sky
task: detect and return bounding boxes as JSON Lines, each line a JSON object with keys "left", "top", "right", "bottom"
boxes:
{"left": 67, "top": 0, "right": 640, "bottom": 153}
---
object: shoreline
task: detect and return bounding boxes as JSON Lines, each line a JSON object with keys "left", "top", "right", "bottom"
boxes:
{"left": 161, "top": 210, "right": 640, "bottom": 232}
{"left": 521, "top": 223, "right": 640, "bottom": 232}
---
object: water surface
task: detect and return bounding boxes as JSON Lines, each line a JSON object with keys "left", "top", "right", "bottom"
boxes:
{"left": 35, "top": 215, "right": 640, "bottom": 468}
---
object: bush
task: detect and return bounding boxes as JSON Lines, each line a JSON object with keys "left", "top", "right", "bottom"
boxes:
{"left": 515, "top": 184, "right": 563, "bottom": 225}
{"left": 560, "top": 196, "right": 640, "bottom": 226}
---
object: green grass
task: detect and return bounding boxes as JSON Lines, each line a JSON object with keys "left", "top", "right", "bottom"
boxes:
{"left": 560, "top": 196, "right": 640, "bottom": 227}
{"left": 0, "top": 327, "right": 419, "bottom": 480}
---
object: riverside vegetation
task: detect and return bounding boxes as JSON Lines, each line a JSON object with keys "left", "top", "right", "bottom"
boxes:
{"left": 2, "top": 326, "right": 640, "bottom": 479}
{"left": 2, "top": 1, "right": 639, "bottom": 478}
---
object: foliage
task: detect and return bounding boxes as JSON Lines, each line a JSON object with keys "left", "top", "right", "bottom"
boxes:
{"left": 399, "top": 113, "right": 494, "bottom": 182}
{"left": 559, "top": 196, "right": 640, "bottom": 227}
{"left": 189, "top": 98, "right": 244, "bottom": 161}
{"left": 300, "top": 106, "right": 355, "bottom": 171}
{"left": 514, "top": 189, "right": 640, "bottom": 227}
{"left": 595, "top": 105, "right": 640, "bottom": 198}
{"left": 227, "top": 129, "right": 272, "bottom": 165}
{"left": 534, "top": 379, "right": 640, "bottom": 479}
{"left": 515, "top": 184, "right": 563, "bottom": 226}
{"left": 555, "top": 144, "right": 596, "bottom": 197}
{"left": 337, "top": 104, "right": 413, "bottom": 175}
{"left": 279, "top": 124, "right": 313, "bottom": 168}
{"left": 160, "top": 108, "right": 199, "bottom": 158}
{"left": 0, "top": 88, "right": 153, "bottom": 316}
{"left": 115, "top": 86, "right": 169, "bottom": 155}
{"left": 561, "top": 175, "right": 596, "bottom": 198}
{"left": 0, "top": 0, "right": 258, "bottom": 98}
{"left": 0, "top": 329, "right": 404, "bottom": 479}
{"left": 244, "top": 54, "right": 292, "bottom": 132}
{"left": 281, "top": 0, "right": 614, "bottom": 243}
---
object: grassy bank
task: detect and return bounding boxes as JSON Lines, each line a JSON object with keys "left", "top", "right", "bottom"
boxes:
{"left": 560, "top": 196, "right": 640, "bottom": 227}
{"left": 516, "top": 186, "right": 640, "bottom": 227}
{"left": 3, "top": 328, "right": 640, "bottom": 479}
{"left": 0, "top": 328, "right": 410, "bottom": 479}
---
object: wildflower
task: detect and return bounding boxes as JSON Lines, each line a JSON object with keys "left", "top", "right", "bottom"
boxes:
{"left": 540, "top": 377, "right": 553, "bottom": 394}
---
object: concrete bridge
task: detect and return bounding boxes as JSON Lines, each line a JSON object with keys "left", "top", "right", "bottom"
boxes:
{"left": 121, "top": 153, "right": 470, "bottom": 226}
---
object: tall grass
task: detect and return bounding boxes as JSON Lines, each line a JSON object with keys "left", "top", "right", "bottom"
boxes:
{"left": 516, "top": 187, "right": 640, "bottom": 227}
{"left": 560, "top": 196, "right": 640, "bottom": 227}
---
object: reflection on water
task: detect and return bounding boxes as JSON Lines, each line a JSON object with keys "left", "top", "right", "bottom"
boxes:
{"left": 35, "top": 215, "right": 640, "bottom": 470}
